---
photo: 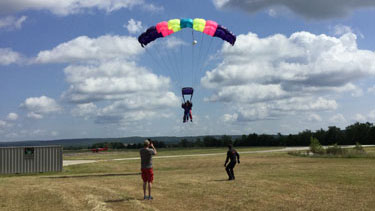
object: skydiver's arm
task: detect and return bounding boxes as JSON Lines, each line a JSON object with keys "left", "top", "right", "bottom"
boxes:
{"left": 150, "top": 142, "right": 157, "bottom": 155}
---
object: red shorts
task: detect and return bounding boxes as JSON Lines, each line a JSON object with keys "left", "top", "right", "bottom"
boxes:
{"left": 141, "top": 168, "right": 154, "bottom": 183}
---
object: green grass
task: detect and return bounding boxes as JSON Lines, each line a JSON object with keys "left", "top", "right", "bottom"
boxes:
{"left": 289, "top": 146, "right": 375, "bottom": 159}
{"left": 63, "top": 146, "right": 282, "bottom": 160}
{"left": 1, "top": 147, "right": 374, "bottom": 210}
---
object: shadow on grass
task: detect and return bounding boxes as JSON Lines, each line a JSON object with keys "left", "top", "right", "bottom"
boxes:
{"left": 211, "top": 179, "right": 231, "bottom": 182}
{"left": 41, "top": 172, "right": 140, "bottom": 179}
{"left": 105, "top": 197, "right": 134, "bottom": 203}
{"left": 105, "top": 197, "right": 155, "bottom": 203}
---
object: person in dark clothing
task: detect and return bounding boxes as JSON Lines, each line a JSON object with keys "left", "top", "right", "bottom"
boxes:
{"left": 181, "top": 100, "right": 193, "bottom": 122}
{"left": 224, "top": 144, "right": 240, "bottom": 180}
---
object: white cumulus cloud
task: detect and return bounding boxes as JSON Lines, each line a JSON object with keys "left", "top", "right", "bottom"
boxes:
{"left": 308, "top": 113, "right": 322, "bottom": 122}
{"left": 0, "top": 15, "right": 27, "bottom": 30}
{"left": 35, "top": 35, "right": 143, "bottom": 64}
{"left": 202, "top": 30, "right": 374, "bottom": 122}
{"left": 124, "top": 19, "right": 144, "bottom": 34}
{"left": 6, "top": 113, "right": 18, "bottom": 121}
{"left": 20, "top": 96, "right": 62, "bottom": 119}
{"left": 0, "top": 120, "right": 7, "bottom": 128}
{"left": 0, "top": 48, "right": 22, "bottom": 65}
{"left": 354, "top": 113, "right": 367, "bottom": 122}
{"left": 212, "top": 0, "right": 375, "bottom": 19}
{"left": 36, "top": 33, "right": 179, "bottom": 124}
{"left": 330, "top": 113, "right": 347, "bottom": 123}
{"left": 0, "top": 0, "right": 162, "bottom": 16}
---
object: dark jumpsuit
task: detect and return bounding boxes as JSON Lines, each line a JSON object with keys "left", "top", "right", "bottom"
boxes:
{"left": 182, "top": 102, "right": 193, "bottom": 122}
{"left": 225, "top": 149, "right": 240, "bottom": 180}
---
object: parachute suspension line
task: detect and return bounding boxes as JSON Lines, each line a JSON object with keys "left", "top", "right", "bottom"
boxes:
{"left": 195, "top": 36, "right": 214, "bottom": 91}
{"left": 191, "top": 29, "right": 195, "bottom": 87}
{"left": 152, "top": 43, "right": 181, "bottom": 88}
{"left": 179, "top": 31, "right": 185, "bottom": 89}
{"left": 144, "top": 48, "right": 165, "bottom": 74}
{"left": 162, "top": 40, "right": 182, "bottom": 88}
{"left": 169, "top": 36, "right": 182, "bottom": 88}
{"left": 193, "top": 32, "right": 205, "bottom": 88}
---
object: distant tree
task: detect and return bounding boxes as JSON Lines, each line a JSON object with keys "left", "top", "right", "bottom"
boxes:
{"left": 296, "top": 130, "right": 312, "bottom": 146}
{"left": 221, "top": 135, "right": 232, "bottom": 146}
{"left": 325, "top": 126, "right": 344, "bottom": 145}
{"left": 314, "top": 129, "right": 326, "bottom": 145}
{"left": 194, "top": 138, "right": 204, "bottom": 147}
{"left": 247, "top": 133, "right": 258, "bottom": 146}
{"left": 345, "top": 122, "right": 372, "bottom": 144}
{"left": 180, "top": 139, "right": 193, "bottom": 147}
{"left": 286, "top": 134, "right": 297, "bottom": 146}
{"left": 203, "top": 136, "right": 218, "bottom": 147}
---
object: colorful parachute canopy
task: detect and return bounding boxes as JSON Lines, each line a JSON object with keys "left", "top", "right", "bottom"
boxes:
{"left": 138, "top": 18, "right": 236, "bottom": 47}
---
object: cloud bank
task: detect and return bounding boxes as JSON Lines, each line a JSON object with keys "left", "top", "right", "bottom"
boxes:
{"left": 213, "top": 0, "right": 375, "bottom": 19}
{"left": 202, "top": 30, "right": 375, "bottom": 122}
{"left": 35, "top": 34, "right": 178, "bottom": 124}
{"left": 0, "top": 0, "right": 162, "bottom": 16}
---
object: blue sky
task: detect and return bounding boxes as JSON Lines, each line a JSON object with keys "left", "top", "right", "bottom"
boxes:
{"left": 1, "top": 0, "right": 375, "bottom": 141}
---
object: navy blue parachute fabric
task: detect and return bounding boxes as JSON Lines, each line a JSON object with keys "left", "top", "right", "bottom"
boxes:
{"left": 138, "top": 26, "right": 163, "bottom": 47}
{"left": 182, "top": 87, "right": 194, "bottom": 95}
{"left": 214, "top": 25, "right": 236, "bottom": 46}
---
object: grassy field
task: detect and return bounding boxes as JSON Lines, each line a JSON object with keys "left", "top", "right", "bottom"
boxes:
{"left": 1, "top": 147, "right": 374, "bottom": 210}
{"left": 63, "top": 147, "right": 282, "bottom": 160}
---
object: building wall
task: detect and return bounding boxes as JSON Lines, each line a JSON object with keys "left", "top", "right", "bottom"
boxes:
{"left": 0, "top": 146, "right": 63, "bottom": 174}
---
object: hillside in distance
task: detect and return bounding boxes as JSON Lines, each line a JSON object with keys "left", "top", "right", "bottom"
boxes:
{"left": 0, "top": 135, "right": 239, "bottom": 148}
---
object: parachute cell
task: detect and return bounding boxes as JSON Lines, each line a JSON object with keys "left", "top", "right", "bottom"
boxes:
{"left": 193, "top": 18, "right": 206, "bottom": 32}
{"left": 168, "top": 19, "right": 181, "bottom": 32}
{"left": 214, "top": 25, "right": 236, "bottom": 45}
{"left": 180, "top": 18, "right": 193, "bottom": 28}
{"left": 156, "top": 21, "right": 174, "bottom": 37}
{"left": 138, "top": 26, "right": 163, "bottom": 47}
{"left": 203, "top": 20, "right": 218, "bottom": 36}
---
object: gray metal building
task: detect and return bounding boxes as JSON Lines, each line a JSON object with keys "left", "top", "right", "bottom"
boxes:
{"left": 0, "top": 146, "right": 63, "bottom": 174}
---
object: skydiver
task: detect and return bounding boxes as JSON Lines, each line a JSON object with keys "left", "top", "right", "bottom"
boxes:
{"left": 224, "top": 144, "right": 240, "bottom": 180}
{"left": 181, "top": 100, "right": 193, "bottom": 122}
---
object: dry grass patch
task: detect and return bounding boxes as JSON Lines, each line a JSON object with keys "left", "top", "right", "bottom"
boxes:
{"left": 1, "top": 149, "right": 374, "bottom": 210}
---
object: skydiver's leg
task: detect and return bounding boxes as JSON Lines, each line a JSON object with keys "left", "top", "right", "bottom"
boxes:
{"left": 184, "top": 112, "right": 189, "bottom": 122}
{"left": 229, "top": 162, "right": 236, "bottom": 179}
{"left": 189, "top": 110, "right": 192, "bottom": 122}
{"left": 148, "top": 182, "right": 152, "bottom": 199}
{"left": 225, "top": 165, "right": 232, "bottom": 180}
{"left": 143, "top": 182, "right": 147, "bottom": 199}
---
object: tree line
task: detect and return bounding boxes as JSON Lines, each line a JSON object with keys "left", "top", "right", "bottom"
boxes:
{"left": 85, "top": 122, "right": 375, "bottom": 150}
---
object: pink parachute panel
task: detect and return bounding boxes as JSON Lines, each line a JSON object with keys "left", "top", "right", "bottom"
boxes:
{"left": 203, "top": 20, "right": 218, "bottom": 36}
{"left": 156, "top": 21, "right": 174, "bottom": 37}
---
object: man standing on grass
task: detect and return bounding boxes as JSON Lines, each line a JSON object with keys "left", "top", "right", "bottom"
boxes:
{"left": 224, "top": 144, "right": 240, "bottom": 180}
{"left": 140, "top": 139, "right": 157, "bottom": 200}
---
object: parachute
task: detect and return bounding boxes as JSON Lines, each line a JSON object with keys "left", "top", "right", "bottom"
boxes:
{"left": 138, "top": 18, "right": 236, "bottom": 47}
{"left": 138, "top": 18, "right": 236, "bottom": 104}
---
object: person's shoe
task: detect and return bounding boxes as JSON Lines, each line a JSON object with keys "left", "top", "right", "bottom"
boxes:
{"left": 148, "top": 196, "right": 153, "bottom": 200}
{"left": 144, "top": 196, "right": 148, "bottom": 200}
